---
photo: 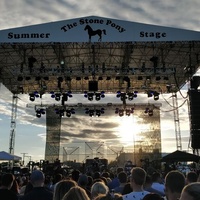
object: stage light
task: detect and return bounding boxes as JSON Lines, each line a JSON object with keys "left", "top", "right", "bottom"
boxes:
{"left": 115, "top": 108, "right": 119, "bottom": 114}
{"left": 133, "top": 91, "right": 138, "bottom": 98}
{"left": 66, "top": 110, "right": 71, "bottom": 117}
{"left": 95, "top": 93, "right": 101, "bottom": 101}
{"left": 89, "top": 109, "right": 94, "bottom": 117}
{"left": 125, "top": 109, "right": 131, "bottom": 116}
{"left": 156, "top": 76, "right": 161, "bottom": 81}
{"left": 147, "top": 91, "right": 153, "bottom": 98}
{"left": 153, "top": 91, "right": 160, "bottom": 101}
{"left": 29, "top": 93, "right": 35, "bottom": 101}
{"left": 127, "top": 92, "right": 134, "bottom": 101}
{"left": 36, "top": 109, "right": 41, "bottom": 118}
{"left": 144, "top": 107, "right": 149, "bottom": 114}
{"left": 131, "top": 107, "right": 134, "bottom": 113}
{"left": 55, "top": 93, "right": 61, "bottom": 101}
{"left": 120, "top": 93, "right": 127, "bottom": 101}
{"left": 35, "top": 108, "right": 46, "bottom": 118}
{"left": 29, "top": 92, "right": 40, "bottom": 101}
{"left": 148, "top": 109, "right": 153, "bottom": 116}
{"left": 85, "top": 108, "right": 89, "bottom": 114}
{"left": 106, "top": 76, "right": 111, "bottom": 80}
{"left": 101, "top": 91, "right": 105, "bottom": 98}
{"left": 98, "top": 77, "right": 103, "bottom": 80}
{"left": 34, "top": 91, "right": 40, "bottom": 98}
{"left": 43, "top": 76, "right": 49, "bottom": 81}
{"left": 116, "top": 91, "right": 121, "bottom": 98}
{"left": 58, "top": 77, "right": 63, "bottom": 82}
{"left": 50, "top": 91, "right": 55, "bottom": 98}
{"left": 138, "top": 76, "right": 143, "bottom": 80}
{"left": 59, "top": 109, "right": 65, "bottom": 117}
{"left": 96, "top": 109, "right": 101, "bottom": 117}
{"left": 28, "top": 56, "right": 37, "bottom": 69}
{"left": 88, "top": 92, "right": 94, "bottom": 101}
{"left": 119, "top": 109, "right": 124, "bottom": 117}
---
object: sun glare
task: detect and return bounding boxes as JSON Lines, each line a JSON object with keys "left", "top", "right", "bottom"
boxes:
{"left": 116, "top": 116, "right": 141, "bottom": 145}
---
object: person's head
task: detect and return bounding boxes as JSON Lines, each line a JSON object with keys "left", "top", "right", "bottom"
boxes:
{"left": 53, "top": 173, "right": 63, "bottom": 184}
{"left": 180, "top": 182, "right": 200, "bottom": 200}
{"left": 117, "top": 171, "right": 127, "bottom": 184}
{"left": 30, "top": 170, "right": 45, "bottom": 187}
{"left": 116, "top": 167, "right": 124, "bottom": 175}
{"left": 62, "top": 186, "right": 90, "bottom": 200}
{"left": 152, "top": 172, "right": 162, "bottom": 183}
{"left": 71, "top": 169, "right": 80, "bottom": 182}
{"left": 122, "top": 182, "right": 132, "bottom": 195}
{"left": 53, "top": 179, "right": 77, "bottom": 200}
{"left": 143, "top": 193, "right": 164, "bottom": 200}
{"left": 78, "top": 174, "right": 88, "bottom": 187}
{"left": 165, "top": 170, "right": 185, "bottom": 200}
{"left": 186, "top": 171, "right": 198, "bottom": 184}
{"left": 1, "top": 173, "right": 15, "bottom": 189}
{"left": 91, "top": 181, "right": 109, "bottom": 199}
{"left": 130, "top": 167, "right": 147, "bottom": 187}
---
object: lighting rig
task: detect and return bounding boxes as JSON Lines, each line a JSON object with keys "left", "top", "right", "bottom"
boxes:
{"left": 115, "top": 107, "right": 134, "bottom": 117}
{"left": 116, "top": 91, "right": 138, "bottom": 101}
{"left": 84, "top": 91, "right": 105, "bottom": 101}
{"left": 147, "top": 91, "right": 160, "bottom": 100}
{"left": 85, "top": 108, "right": 105, "bottom": 117}
{"left": 55, "top": 108, "right": 75, "bottom": 117}
{"left": 29, "top": 91, "right": 40, "bottom": 101}
{"left": 144, "top": 107, "right": 154, "bottom": 116}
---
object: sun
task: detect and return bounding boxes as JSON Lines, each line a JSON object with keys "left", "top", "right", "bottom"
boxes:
{"left": 116, "top": 115, "right": 141, "bottom": 146}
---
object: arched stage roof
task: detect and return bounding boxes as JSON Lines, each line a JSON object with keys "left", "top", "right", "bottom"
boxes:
{"left": 0, "top": 16, "right": 200, "bottom": 94}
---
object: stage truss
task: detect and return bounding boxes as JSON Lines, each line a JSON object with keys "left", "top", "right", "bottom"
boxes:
{"left": 0, "top": 41, "right": 200, "bottom": 95}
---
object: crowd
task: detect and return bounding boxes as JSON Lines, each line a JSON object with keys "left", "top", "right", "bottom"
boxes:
{"left": 0, "top": 164, "right": 200, "bottom": 200}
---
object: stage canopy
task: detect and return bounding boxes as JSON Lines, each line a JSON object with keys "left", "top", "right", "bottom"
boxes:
{"left": 0, "top": 16, "right": 200, "bottom": 95}
{"left": 161, "top": 150, "right": 200, "bottom": 163}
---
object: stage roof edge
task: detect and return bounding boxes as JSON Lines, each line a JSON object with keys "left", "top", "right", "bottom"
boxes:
{"left": 0, "top": 15, "right": 200, "bottom": 43}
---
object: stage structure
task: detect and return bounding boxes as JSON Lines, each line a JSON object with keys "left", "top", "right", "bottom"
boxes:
{"left": 0, "top": 16, "right": 200, "bottom": 157}
{"left": 45, "top": 103, "right": 161, "bottom": 163}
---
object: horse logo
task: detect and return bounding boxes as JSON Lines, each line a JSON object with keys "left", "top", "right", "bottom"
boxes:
{"left": 84, "top": 25, "right": 106, "bottom": 42}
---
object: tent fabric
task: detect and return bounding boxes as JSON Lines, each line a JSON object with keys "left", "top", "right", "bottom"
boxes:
{"left": 161, "top": 150, "right": 200, "bottom": 163}
{"left": 0, "top": 151, "right": 21, "bottom": 161}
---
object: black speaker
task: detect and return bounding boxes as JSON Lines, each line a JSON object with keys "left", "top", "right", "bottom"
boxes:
{"left": 191, "top": 134, "right": 200, "bottom": 149}
{"left": 89, "top": 81, "right": 98, "bottom": 91}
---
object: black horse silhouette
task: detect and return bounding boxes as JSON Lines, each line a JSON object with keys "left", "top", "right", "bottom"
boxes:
{"left": 84, "top": 25, "right": 106, "bottom": 42}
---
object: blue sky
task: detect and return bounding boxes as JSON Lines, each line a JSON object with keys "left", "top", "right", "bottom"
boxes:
{"left": 0, "top": 0, "right": 199, "bottom": 163}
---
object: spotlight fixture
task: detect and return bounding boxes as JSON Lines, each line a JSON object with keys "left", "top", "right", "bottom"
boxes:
{"left": 153, "top": 91, "right": 160, "bottom": 101}
{"left": 147, "top": 91, "right": 153, "bottom": 98}
{"left": 84, "top": 91, "right": 105, "bottom": 101}
{"left": 116, "top": 91, "right": 127, "bottom": 101}
{"left": 55, "top": 93, "right": 61, "bottom": 101}
{"left": 127, "top": 91, "right": 138, "bottom": 101}
{"left": 144, "top": 108, "right": 153, "bottom": 116}
{"left": 148, "top": 109, "right": 153, "bottom": 116}
{"left": 54, "top": 108, "right": 65, "bottom": 117}
{"left": 85, "top": 108, "right": 105, "bottom": 117}
{"left": 61, "top": 91, "right": 73, "bottom": 104}
{"left": 116, "top": 91, "right": 137, "bottom": 102}
{"left": 35, "top": 108, "right": 46, "bottom": 118}
{"left": 29, "top": 91, "right": 40, "bottom": 101}
{"left": 66, "top": 108, "right": 75, "bottom": 117}
{"left": 115, "top": 108, "right": 134, "bottom": 117}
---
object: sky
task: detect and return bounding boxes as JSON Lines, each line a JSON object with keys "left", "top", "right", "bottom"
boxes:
{"left": 0, "top": 0, "right": 200, "bottom": 163}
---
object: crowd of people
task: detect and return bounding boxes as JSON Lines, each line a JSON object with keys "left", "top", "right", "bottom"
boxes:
{"left": 0, "top": 164, "right": 200, "bottom": 200}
